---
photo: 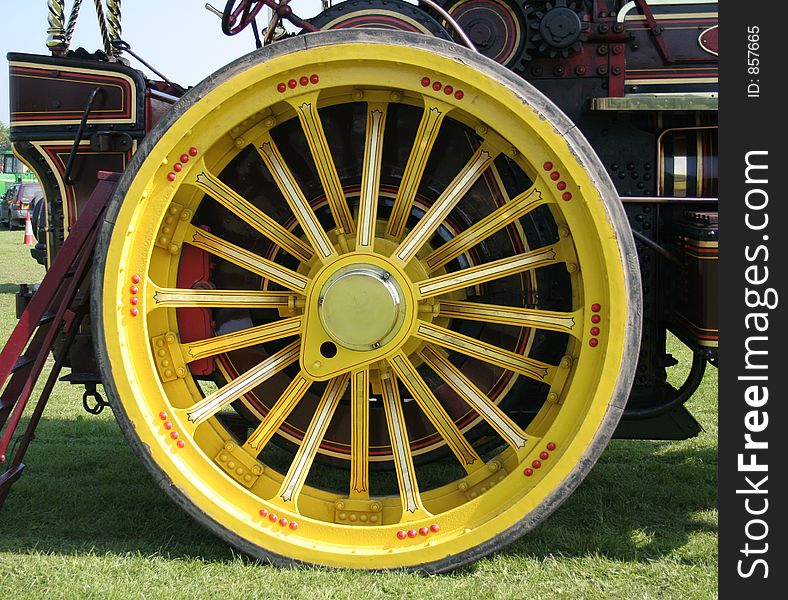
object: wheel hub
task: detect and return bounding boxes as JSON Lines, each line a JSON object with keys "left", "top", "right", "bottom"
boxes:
{"left": 318, "top": 264, "right": 406, "bottom": 351}
{"left": 301, "top": 253, "right": 418, "bottom": 380}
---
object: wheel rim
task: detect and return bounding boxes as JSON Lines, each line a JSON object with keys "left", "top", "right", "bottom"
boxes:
{"left": 94, "top": 31, "right": 640, "bottom": 571}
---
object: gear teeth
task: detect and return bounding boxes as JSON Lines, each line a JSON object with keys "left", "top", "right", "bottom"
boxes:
{"left": 522, "top": 0, "right": 588, "bottom": 60}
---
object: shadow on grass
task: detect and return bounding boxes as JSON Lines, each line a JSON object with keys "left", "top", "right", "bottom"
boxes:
{"left": 496, "top": 440, "right": 717, "bottom": 565}
{"left": 0, "top": 283, "right": 22, "bottom": 294}
{"left": 0, "top": 416, "right": 716, "bottom": 567}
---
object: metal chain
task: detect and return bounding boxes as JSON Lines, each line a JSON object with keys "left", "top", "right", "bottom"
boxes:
{"left": 46, "top": 0, "right": 67, "bottom": 55}
{"left": 106, "top": 0, "right": 122, "bottom": 56}
{"left": 64, "top": 0, "right": 83, "bottom": 48}
{"left": 93, "top": 0, "right": 113, "bottom": 55}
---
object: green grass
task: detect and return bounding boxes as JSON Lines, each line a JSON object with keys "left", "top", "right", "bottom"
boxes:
{"left": 0, "top": 228, "right": 717, "bottom": 599}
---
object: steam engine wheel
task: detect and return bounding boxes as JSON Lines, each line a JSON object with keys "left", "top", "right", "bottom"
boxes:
{"left": 93, "top": 30, "right": 640, "bottom": 571}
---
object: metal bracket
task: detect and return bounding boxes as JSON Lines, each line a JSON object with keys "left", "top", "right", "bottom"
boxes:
{"left": 90, "top": 131, "right": 133, "bottom": 153}
{"left": 634, "top": 0, "right": 674, "bottom": 63}
{"left": 456, "top": 460, "right": 508, "bottom": 501}
{"left": 214, "top": 440, "right": 264, "bottom": 488}
{"left": 150, "top": 332, "right": 188, "bottom": 382}
{"left": 333, "top": 497, "right": 384, "bottom": 525}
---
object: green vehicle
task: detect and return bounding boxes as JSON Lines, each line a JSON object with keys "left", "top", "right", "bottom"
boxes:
{"left": 0, "top": 148, "right": 37, "bottom": 197}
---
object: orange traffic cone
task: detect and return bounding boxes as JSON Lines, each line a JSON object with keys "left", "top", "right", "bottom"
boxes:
{"left": 23, "top": 211, "right": 35, "bottom": 245}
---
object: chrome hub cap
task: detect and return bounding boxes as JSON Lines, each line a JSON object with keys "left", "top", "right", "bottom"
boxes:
{"left": 319, "top": 264, "right": 406, "bottom": 351}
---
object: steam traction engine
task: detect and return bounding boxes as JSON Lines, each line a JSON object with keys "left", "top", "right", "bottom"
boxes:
{"left": 0, "top": 0, "right": 717, "bottom": 571}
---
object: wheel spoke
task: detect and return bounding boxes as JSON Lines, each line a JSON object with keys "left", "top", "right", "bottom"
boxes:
{"left": 386, "top": 98, "right": 452, "bottom": 239}
{"left": 414, "top": 321, "right": 555, "bottom": 383}
{"left": 186, "top": 226, "right": 309, "bottom": 293}
{"left": 182, "top": 316, "right": 302, "bottom": 363}
{"left": 350, "top": 367, "right": 370, "bottom": 497}
{"left": 186, "top": 340, "right": 300, "bottom": 425}
{"left": 415, "top": 245, "right": 558, "bottom": 299}
{"left": 356, "top": 104, "right": 387, "bottom": 250}
{"left": 419, "top": 345, "right": 528, "bottom": 449}
{"left": 278, "top": 374, "right": 349, "bottom": 504}
{"left": 256, "top": 134, "right": 337, "bottom": 262}
{"left": 394, "top": 145, "right": 497, "bottom": 265}
{"left": 289, "top": 93, "right": 355, "bottom": 235}
{"left": 387, "top": 351, "right": 481, "bottom": 469}
{"left": 437, "top": 300, "right": 579, "bottom": 337}
{"left": 424, "top": 186, "right": 544, "bottom": 272}
{"left": 150, "top": 286, "right": 295, "bottom": 310}
{"left": 380, "top": 373, "right": 428, "bottom": 516}
{"left": 185, "top": 160, "right": 314, "bottom": 263}
{"left": 244, "top": 370, "right": 313, "bottom": 454}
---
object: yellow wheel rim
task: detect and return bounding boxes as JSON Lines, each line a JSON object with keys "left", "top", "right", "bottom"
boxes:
{"left": 94, "top": 31, "right": 641, "bottom": 571}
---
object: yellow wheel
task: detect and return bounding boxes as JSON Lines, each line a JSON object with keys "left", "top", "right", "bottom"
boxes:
{"left": 93, "top": 30, "right": 640, "bottom": 571}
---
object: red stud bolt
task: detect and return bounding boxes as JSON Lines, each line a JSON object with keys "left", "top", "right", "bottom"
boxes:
{"left": 170, "top": 431, "right": 179, "bottom": 440}
{"left": 269, "top": 513, "right": 278, "bottom": 522}
{"left": 591, "top": 303, "right": 601, "bottom": 312}
{"left": 277, "top": 83, "right": 287, "bottom": 93}
{"left": 189, "top": 147, "right": 198, "bottom": 156}
{"left": 279, "top": 517, "right": 288, "bottom": 527}
{"left": 129, "top": 285, "right": 138, "bottom": 295}
{"left": 299, "top": 76, "right": 309, "bottom": 86}
{"left": 430, "top": 524, "right": 440, "bottom": 533}
{"left": 130, "top": 307, "right": 139, "bottom": 317}
{"left": 176, "top": 440, "right": 185, "bottom": 449}
{"left": 130, "top": 297, "right": 139, "bottom": 305}
{"left": 556, "top": 181, "right": 566, "bottom": 190}
{"left": 543, "top": 161, "right": 553, "bottom": 171}
{"left": 131, "top": 274, "right": 141, "bottom": 284}
{"left": 454, "top": 90, "right": 464, "bottom": 100}
{"left": 532, "top": 460, "right": 542, "bottom": 469}
{"left": 562, "top": 192, "right": 572, "bottom": 201}
{"left": 550, "top": 171, "right": 560, "bottom": 181}
{"left": 421, "top": 77, "right": 431, "bottom": 87}
{"left": 310, "top": 74, "right": 319, "bottom": 84}
{"left": 443, "top": 85, "right": 453, "bottom": 95}
{"left": 407, "top": 529, "right": 417, "bottom": 538}
{"left": 164, "top": 421, "right": 172, "bottom": 430}
{"left": 397, "top": 530, "right": 407, "bottom": 540}
{"left": 180, "top": 154, "right": 189, "bottom": 164}
{"left": 589, "top": 338, "right": 599, "bottom": 347}
{"left": 540, "top": 451, "right": 549, "bottom": 460}
{"left": 289, "top": 521, "right": 298, "bottom": 530}
{"left": 259, "top": 509, "right": 268, "bottom": 518}
{"left": 523, "top": 467, "right": 534, "bottom": 477}
{"left": 547, "top": 442, "right": 556, "bottom": 451}
{"left": 173, "top": 163, "right": 183, "bottom": 172}
{"left": 432, "top": 81, "right": 442, "bottom": 91}
{"left": 159, "top": 411, "right": 167, "bottom": 420}
{"left": 288, "top": 79, "right": 297, "bottom": 89}
{"left": 591, "top": 327, "right": 600, "bottom": 336}
{"left": 419, "top": 527, "right": 429, "bottom": 536}
{"left": 167, "top": 173, "right": 176, "bottom": 182}
{"left": 591, "top": 314, "right": 601, "bottom": 323}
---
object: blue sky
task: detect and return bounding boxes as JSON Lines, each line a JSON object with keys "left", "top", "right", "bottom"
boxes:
{"left": 1, "top": 1, "right": 319, "bottom": 124}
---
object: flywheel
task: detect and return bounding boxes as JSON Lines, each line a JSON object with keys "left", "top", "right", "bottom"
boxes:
{"left": 93, "top": 30, "right": 641, "bottom": 572}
